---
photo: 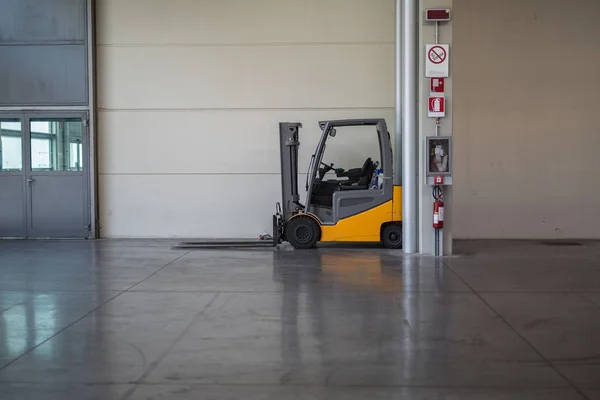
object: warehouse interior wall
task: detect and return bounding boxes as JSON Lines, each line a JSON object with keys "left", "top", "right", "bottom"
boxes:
{"left": 453, "top": 0, "right": 600, "bottom": 239}
{"left": 97, "top": 0, "right": 600, "bottom": 240}
{"left": 96, "top": 0, "right": 396, "bottom": 238}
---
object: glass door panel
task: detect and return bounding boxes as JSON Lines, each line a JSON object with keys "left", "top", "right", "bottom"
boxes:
{"left": 0, "top": 118, "right": 26, "bottom": 237}
{"left": 30, "top": 118, "right": 84, "bottom": 172}
{"left": 1, "top": 120, "right": 23, "bottom": 171}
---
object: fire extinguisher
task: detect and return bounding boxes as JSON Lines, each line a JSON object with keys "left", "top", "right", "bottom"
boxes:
{"left": 433, "top": 186, "right": 444, "bottom": 229}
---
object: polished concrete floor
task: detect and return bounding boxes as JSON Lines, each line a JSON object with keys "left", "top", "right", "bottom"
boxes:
{"left": 0, "top": 239, "right": 599, "bottom": 399}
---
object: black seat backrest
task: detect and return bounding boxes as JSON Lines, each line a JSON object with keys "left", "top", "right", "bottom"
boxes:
{"left": 361, "top": 158, "right": 373, "bottom": 175}
{"left": 357, "top": 158, "right": 376, "bottom": 187}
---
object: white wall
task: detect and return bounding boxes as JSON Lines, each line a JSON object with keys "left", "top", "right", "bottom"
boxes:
{"left": 453, "top": 0, "right": 600, "bottom": 239}
{"left": 96, "top": 0, "right": 396, "bottom": 238}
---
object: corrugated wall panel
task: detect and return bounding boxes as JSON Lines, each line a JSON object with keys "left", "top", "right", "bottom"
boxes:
{"left": 0, "top": 0, "right": 85, "bottom": 42}
{"left": 0, "top": 0, "right": 88, "bottom": 106}
{"left": 0, "top": 45, "right": 87, "bottom": 105}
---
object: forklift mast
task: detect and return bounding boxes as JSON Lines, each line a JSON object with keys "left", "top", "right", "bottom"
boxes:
{"left": 278, "top": 122, "right": 303, "bottom": 220}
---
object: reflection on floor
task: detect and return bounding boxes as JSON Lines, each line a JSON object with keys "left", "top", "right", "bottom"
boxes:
{"left": 0, "top": 239, "right": 599, "bottom": 400}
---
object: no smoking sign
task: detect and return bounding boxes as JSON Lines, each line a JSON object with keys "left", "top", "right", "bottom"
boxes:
{"left": 429, "top": 46, "right": 447, "bottom": 64}
{"left": 426, "top": 44, "right": 449, "bottom": 77}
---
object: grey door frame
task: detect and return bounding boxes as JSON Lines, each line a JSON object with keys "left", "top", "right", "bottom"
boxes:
{"left": 0, "top": 110, "right": 91, "bottom": 238}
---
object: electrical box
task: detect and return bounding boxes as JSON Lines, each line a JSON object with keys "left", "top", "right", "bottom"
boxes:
{"left": 426, "top": 8, "right": 451, "bottom": 22}
{"left": 425, "top": 136, "right": 453, "bottom": 185}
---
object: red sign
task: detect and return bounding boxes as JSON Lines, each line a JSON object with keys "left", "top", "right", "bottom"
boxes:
{"left": 426, "top": 9, "right": 451, "bottom": 21}
{"left": 428, "top": 96, "right": 445, "bottom": 118}
{"left": 430, "top": 77, "right": 445, "bottom": 93}
{"left": 434, "top": 176, "right": 444, "bottom": 184}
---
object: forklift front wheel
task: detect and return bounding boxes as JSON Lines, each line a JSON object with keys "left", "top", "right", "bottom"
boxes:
{"left": 286, "top": 216, "right": 321, "bottom": 249}
{"left": 382, "top": 223, "right": 403, "bottom": 249}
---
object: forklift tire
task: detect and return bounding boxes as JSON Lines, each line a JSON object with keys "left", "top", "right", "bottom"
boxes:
{"left": 382, "top": 223, "right": 403, "bottom": 249}
{"left": 286, "top": 216, "right": 321, "bottom": 249}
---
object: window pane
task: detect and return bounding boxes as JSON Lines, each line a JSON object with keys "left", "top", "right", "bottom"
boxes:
{"left": 0, "top": 120, "right": 22, "bottom": 171}
{"left": 31, "top": 138, "right": 51, "bottom": 169}
{"left": 30, "top": 118, "right": 84, "bottom": 171}
{"left": 69, "top": 142, "right": 83, "bottom": 170}
{"left": 320, "top": 125, "right": 383, "bottom": 181}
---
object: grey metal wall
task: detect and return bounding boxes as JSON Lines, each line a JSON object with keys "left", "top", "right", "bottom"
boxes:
{"left": 0, "top": 0, "right": 88, "bottom": 106}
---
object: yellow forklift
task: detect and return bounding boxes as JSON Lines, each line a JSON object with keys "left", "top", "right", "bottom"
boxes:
{"left": 176, "top": 118, "right": 403, "bottom": 250}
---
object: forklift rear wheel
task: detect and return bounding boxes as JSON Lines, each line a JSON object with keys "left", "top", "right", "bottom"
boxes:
{"left": 287, "top": 216, "right": 321, "bottom": 249}
{"left": 382, "top": 223, "right": 403, "bottom": 249}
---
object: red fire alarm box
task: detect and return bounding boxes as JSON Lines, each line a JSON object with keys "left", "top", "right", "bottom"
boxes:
{"left": 430, "top": 77, "right": 445, "bottom": 94}
{"left": 434, "top": 176, "right": 444, "bottom": 185}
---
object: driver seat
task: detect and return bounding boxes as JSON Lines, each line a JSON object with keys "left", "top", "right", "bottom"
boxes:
{"left": 338, "top": 157, "right": 374, "bottom": 186}
{"left": 356, "top": 159, "right": 377, "bottom": 188}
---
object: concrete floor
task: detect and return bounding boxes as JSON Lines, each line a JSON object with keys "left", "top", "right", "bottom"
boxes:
{"left": 0, "top": 240, "right": 599, "bottom": 400}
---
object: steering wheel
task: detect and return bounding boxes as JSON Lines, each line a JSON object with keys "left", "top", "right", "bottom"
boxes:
{"left": 320, "top": 162, "right": 335, "bottom": 172}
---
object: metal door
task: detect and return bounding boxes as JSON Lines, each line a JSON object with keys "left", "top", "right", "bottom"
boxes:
{"left": 0, "top": 115, "right": 27, "bottom": 237}
{"left": 25, "top": 113, "right": 90, "bottom": 238}
{"left": 0, "top": 112, "right": 90, "bottom": 239}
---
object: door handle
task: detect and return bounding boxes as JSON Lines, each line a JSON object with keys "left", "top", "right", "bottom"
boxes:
{"left": 27, "top": 178, "right": 35, "bottom": 184}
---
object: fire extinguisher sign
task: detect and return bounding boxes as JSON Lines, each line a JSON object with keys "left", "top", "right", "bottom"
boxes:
{"left": 428, "top": 96, "right": 445, "bottom": 118}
